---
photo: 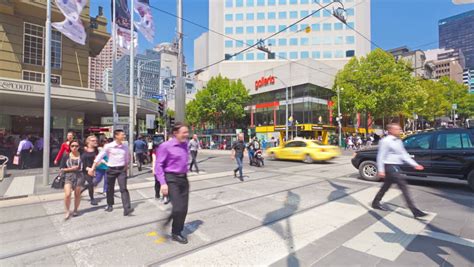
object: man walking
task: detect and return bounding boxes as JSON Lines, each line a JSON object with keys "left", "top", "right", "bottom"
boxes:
{"left": 16, "top": 135, "right": 33, "bottom": 169}
{"left": 89, "top": 129, "right": 134, "bottom": 216}
{"left": 188, "top": 134, "right": 200, "bottom": 173}
{"left": 155, "top": 122, "right": 190, "bottom": 244}
{"left": 232, "top": 133, "right": 246, "bottom": 181}
{"left": 372, "top": 123, "right": 428, "bottom": 219}
{"left": 134, "top": 135, "right": 147, "bottom": 172}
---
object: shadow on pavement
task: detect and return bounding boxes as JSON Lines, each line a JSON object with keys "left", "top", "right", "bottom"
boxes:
{"left": 183, "top": 219, "right": 204, "bottom": 236}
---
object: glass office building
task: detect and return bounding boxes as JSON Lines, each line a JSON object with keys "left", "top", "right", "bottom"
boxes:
{"left": 439, "top": 10, "right": 474, "bottom": 69}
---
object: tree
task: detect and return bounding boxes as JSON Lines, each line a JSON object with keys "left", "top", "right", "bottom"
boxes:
{"left": 185, "top": 75, "right": 250, "bottom": 129}
{"left": 439, "top": 76, "right": 472, "bottom": 120}
{"left": 332, "top": 48, "right": 416, "bottom": 134}
{"left": 416, "top": 79, "right": 450, "bottom": 121}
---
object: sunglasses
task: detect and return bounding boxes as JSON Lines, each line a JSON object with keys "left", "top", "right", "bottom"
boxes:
{"left": 71, "top": 145, "right": 79, "bottom": 148}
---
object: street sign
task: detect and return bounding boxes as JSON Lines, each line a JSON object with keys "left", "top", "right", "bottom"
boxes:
{"left": 152, "top": 94, "right": 163, "bottom": 100}
{"left": 452, "top": 104, "right": 457, "bottom": 110}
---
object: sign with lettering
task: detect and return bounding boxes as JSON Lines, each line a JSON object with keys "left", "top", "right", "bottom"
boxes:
{"left": 0, "top": 81, "right": 34, "bottom": 92}
{"left": 255, "top": 75, "right": 275, "bottom": 91}
{"left": 101, "top": 116, "right": 129, "bottom": 125}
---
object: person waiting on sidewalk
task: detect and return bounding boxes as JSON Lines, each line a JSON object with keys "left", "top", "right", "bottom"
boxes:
{"left": 89, "top": 129, "right": 134, "bottom": 217}
{"left": 61, "top": 140, "right": 84, "bottom": 220}
{"left": 81, "top": 135, "right": 99, "bottom": 206}
{"left": 372, "top": 123, "right": 428, "bottom": 219}
{"left": 16, "top": 135, "right": 33, "bottom": 169}
{"left": 232, "top": 133, "right": 246, "bottom": 180}
{"left": 188, "top": 134, "right": 200, "bottom": 173}
{"left": 155, "top": 122, "right": 190, "bottom": 244}
{"left": 134, "top": 135, "right": 147, "bottom": 172}
{"left": 54, "top": 131, "right": 75, "bottom": 165}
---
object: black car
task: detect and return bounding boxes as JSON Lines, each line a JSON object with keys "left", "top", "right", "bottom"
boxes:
{"left": 351, "top": 128, "right": 474, "bottom": 191}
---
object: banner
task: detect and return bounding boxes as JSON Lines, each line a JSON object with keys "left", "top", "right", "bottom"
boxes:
{"left": 54, "top": 0, "right": 87, "bottom": 21}
{"left": 134, "top": 0, "right": 155, "bottom": 42}
{"left": 52, "top": 0, "right": 86, "bottom": 45}
{"left": 114, "top": 0, "right": 137, "bottom": 54}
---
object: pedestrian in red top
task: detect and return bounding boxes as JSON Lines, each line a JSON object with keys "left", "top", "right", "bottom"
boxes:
{"left": 54, "top": 131, "right": 75, "bottom": 165}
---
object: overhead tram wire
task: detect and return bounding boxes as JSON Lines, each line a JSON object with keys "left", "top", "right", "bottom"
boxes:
{"left": 150, "top": 1, "right": 343, "bottom": 75}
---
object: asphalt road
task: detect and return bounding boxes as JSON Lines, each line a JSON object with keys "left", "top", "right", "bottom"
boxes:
{"left": 0, "top": 151, "right": 472, "bottom": 266}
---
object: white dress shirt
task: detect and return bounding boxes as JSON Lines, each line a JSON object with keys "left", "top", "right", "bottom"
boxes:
{"left": 376, "top": 135, "right": 418, "bottom": 173}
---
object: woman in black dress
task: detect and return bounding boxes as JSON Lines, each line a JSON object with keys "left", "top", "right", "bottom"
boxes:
{"left": 61, "top": 140, "right": 84, "bottom": 220}
{"left": 81, "top": 135, "right": 99, "bottom": 206}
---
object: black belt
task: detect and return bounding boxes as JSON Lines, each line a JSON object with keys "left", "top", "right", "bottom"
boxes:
{"left": 109, "top": 166, "right": 126, "bottom": 170}
{"left": 165, "top": 172, "right": 187, "bottom": 178}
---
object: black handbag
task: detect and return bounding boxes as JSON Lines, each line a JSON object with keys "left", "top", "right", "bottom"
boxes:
{"left": 51, "top": 172, "right": 65, "bottom": 189}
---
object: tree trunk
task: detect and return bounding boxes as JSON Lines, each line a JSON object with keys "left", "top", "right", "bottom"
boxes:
{"left": 365, "top": 109, "right": 369, "bottom": 138}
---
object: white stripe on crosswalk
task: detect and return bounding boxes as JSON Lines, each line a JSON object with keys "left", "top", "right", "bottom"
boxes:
{"left": 4, "top": 176, "right": 35, "bottom": 197}
{"left": 343, "top": 208, "right": 436, "bottom": 261}
{"left": 145, "top": 170, "right": 255, "bottom": 182}
{"left": 162, "top": 187, "right": 402, "bottom": 266}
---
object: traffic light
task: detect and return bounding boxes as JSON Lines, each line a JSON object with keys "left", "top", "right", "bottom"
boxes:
{"left": 158, "top": 102, "right": 164, "bottom": 117}
{"left": 169, "top": 116, "right": 175, "bottom": 128}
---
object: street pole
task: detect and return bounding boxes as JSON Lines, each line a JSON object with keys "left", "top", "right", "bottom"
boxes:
{"left": 42, "top": 0, "right": 52, "bottom": 185}
{"left": 175, "top": 0, "right": 185, "bottom": 122}
{"left": 285, "top": 85, "right": 289, "bottom": 142}
{"left": 128, "top": 0, "right": 135, "bottom": 177}
{"left": 136, "top": 60, "right": 141, "bottom": 140}
{"left": 112, "top": 0, "right": 118, "bottom": 130}
{"left": 337, "top": 87, "right": 342, "bottom": 147}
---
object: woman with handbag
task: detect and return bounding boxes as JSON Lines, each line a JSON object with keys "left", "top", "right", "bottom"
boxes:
{"left": 81, "top": 135, "right": 99, "bottom": 206}
{"left": 60, "top": 140, "right": 84, "bottom": 220}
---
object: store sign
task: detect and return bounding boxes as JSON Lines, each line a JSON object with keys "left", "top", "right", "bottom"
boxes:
{"left": 101, "top": 116, "right": 129, "bottom": 125}
{"left": 255, "top": 75, "right": 275, "bottom": 91}
{"left": 0, "top": 81, "right": 34, "bottom": 92}
{"left": 146, "top": 114, "right": 155, "bottom": 129}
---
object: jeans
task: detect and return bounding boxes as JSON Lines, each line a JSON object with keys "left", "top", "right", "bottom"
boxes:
{"left": 248, "top": 150, "right": 254, "bottom": 163}
{"left": 234, "top": 156, "right": 243, "bottom": 177}
{"left": 95, "top": 169, "right": 107, "bottom": 192}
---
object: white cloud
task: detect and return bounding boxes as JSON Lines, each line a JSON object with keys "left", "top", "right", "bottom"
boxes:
{"left": 452, "top": 0, "right": 474, "bottom": 4}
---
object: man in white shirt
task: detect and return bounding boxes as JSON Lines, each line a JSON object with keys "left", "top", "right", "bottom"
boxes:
{"left": 372, "top": 123, "right": 428, "bottom": 219}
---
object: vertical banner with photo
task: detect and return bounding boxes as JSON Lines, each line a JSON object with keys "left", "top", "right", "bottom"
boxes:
{"left": 134, "top": 0, "right": 155, "bottom": 42}
{"left": 52, "top": 0, "right": 87, "bottom": 45}
{"left": 114, "top": 0, "right": 137, "bottom": 54}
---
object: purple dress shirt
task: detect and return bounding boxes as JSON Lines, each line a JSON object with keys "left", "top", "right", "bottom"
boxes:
{"left": 94, "top": 141, "right": 130, "bottom": 167}
{"left": 155, "top": 138, "right": 189, "bottom": 185}
{"left": 17, "top": 139, "right": 33, "bottom": 154}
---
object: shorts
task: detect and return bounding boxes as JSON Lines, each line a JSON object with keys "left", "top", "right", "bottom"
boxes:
{"left": 64, "top": 172, "right": 85, "bottom": 189}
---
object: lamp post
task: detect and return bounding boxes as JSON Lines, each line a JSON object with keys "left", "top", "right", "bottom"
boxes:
{"left": 275, "top": 77, "right": 289, "bottom": 142}
{"left": 337, "top": 87, "right": 343, "bottom": 147}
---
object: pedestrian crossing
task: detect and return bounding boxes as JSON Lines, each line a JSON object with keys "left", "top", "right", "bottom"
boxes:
{"left": 3, "top": 176, "right": 35, "bottom": 198}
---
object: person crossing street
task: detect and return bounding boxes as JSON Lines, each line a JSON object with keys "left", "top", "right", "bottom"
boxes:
{"left": 232, "top": 133, "right": 246, "bottom": 181}
{"left": 372, "top": 123, "right": 428, "bottom": 219}
{"left": 188, "top": 134, "right": 200, "bottom": 173}
{"left": 134, "top": 135, "right": 147, "bottom": 172}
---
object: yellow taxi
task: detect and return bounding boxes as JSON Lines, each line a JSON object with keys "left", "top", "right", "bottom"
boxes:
{"left": 267, "top": 139, "right": 341, "bottom": 163}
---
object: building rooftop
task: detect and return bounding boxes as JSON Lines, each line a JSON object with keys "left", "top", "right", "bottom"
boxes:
{"left": 439, "top": 9, "right": 474, "bottom": 25}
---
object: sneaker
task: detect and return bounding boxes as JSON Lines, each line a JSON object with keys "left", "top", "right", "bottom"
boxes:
{"left": 104, "top": 205, "right": 113, "bottom": 212}
{"left": 90, "top": 199, "right": 98, "bottom": 206}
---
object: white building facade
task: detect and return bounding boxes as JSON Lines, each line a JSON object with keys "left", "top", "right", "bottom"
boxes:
{"left": 195, "top": 0, "right": 371, "bottom": 80}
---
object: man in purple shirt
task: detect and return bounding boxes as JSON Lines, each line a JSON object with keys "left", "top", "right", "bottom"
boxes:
{"left": 155, "top": 122, "right": 190, "bottom": 244}
{"left": 89, "top": 129, "right": 133, "bottom": 216}
{"left": 16, "top": 135, "right": 33, "bottom": 169}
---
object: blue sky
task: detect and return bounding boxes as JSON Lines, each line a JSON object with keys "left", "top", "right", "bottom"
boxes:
{"left": 89, "top": 0, "right": 473, "bottom": 71}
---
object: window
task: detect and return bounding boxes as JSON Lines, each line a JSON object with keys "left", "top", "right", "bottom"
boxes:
{"left": 312, "top": 10, "right": 321, "bottom": 17}
{"left": 257, "top": 26, "right": 265, "bottom": 33}
{"left": 247, "top": 0, "right": 254, "bottom": 6}
{"left": 323, "top": 51, "right": 332, "bottom": 58}
{"left": 257, "top": 52, "right": 265, "bottom": 60}
{"left": 247, "top": 39, "right": 255, "bottom": 45}
{"left": 225, "top": 27, "right": 233, "bottom": 34}
{"left": 311, "top": 23, "right": 320, "bottom": 31}
{"left": 225, "top": 40, "right": 233, "bottom": 48}
{"left": 236, "top": 13, "right": 244, "bottom": 21}
{"left": 278, "top": 52, "right": 287, "bottom": 59}
{"left": 236, "top": 40, "right": 244, "bottom": 47}
{"left": 312, "top": 37, "right": 321, "bottom": 45}
{"left": 461, "top": 133, "right": 474, "bottom": 148}
{"left": 322, "top": 36, "right": 332, "bottom": 44}
{"left": 24, "top": 23, "right": 44, "bottom": 66}
{"left": 300, "top": 24, "right": 308, "bottom": 31}
{"left": 290, "top": 11, "right": 298, "bottom": 19}
{"left": 268, "top": 0, "right": 276, "bottom": 5}
{"left": 226, "top": 0, "right": 233, "bottom": 7}
{"left": 404, "top": 134, "right": 432, "bottom": 150}
{"left": 290, "top": 0, "right": 297, "bottom": 4}
{"left": 267, "top": 39, "right": 276, "bottom": 46}
{"left": 246, "top": 26, "right": 254, "bottom": 34}
{"left": 300, "top": 0, "right": 309, "bottom": 3}
{"left": 290, "top": 25, "right": 297, "bottom": 32}
{"left": 290, "top": 51, "right": 298, "bottom": 59}
{"left": 312, "top": 51, "right": 320, "bottom": 58}
{"left": 225, "top": 14, "right": 233, "bottom": 21}
{"left": 235, "top": 54, "right": 244, "bottom": 61}
{"left": 246, "top": 53, "right": 255, "bottom": 60}
{"left": 323, "top": 23, "right": 332, "bottom": 31}
{"left": 301, "top": 37, "right": 309, "bottom": 46}
{"left": 346, "top": 8, "right": 354, "bottom": 16}
{"left": 323, "top": 0, "right": 331, "bottom": 3}
{"left": 435, "top": 133, "right": 473, "bottom": 149}
{"left": 279, "top": 25, "right": 287, "bottom": 31}
{"left": 279, "top": 0, "right": 287, "bottom": 4}
{"left": 301, "top": 51, "right": 309, "bottom": 58}
{"left": 335, "top": 36, "right": 343, "bottom": 44}
{"left": 300, "top": 10, "right": 309, "bottom": 17}
{"left": 335, "top": 50, "right": 344, "bottom": 58}
{"left": 236, "top": 27, "right": 244, "bottom": 34}
{"left": 268, "top": 25, "right": 276, "bottom": 33}
{"left": 268, "top": 12, "right": 276, "bottom": 19}
{"left": 257, "top": 0, "right": 265, "bottom": 6}
{"left": 279, "top": 11, "right": 287, "bottom": 19}
{"left": 246, "top": 13, "right": 254, "bottom": 20}
{"left": 51, "top": 29, "right": 62, "bottom": 68}
{"left": 290, "top": 38, "right": 298, "bottom": 46}
{"left": 278, "top": 38, "right": 287, "bottom": 46}
{"left": 236, "top": 0, "right": 243, "bottom": 6}
{"left": 257, "top": 12, "right": 265, "bottom": 20}
{"left": 346, "top": 36, "right": 355, "bottom": 44}
{"left": 22, "top": 70, "right": 42, "bottom": 82}
{"left": 323, "top": 9, "right": 331, "bottom": 17}
{"left": 285, "top": 141, "right": 306, "bottom": 148}
{"left": 334, "top": 22, "right": 343, "bottom": 30}
{"left": 346, "top": 22, "right": 355, "bottom": 29}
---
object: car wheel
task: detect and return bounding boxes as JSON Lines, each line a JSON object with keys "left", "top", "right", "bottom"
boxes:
{"left": 468, "top": 170, "right": 474, "bottom": 191}
{"left": 359, "top": 161, "right": 380, "bottom": 181}
{"left": 269, "top": 152, "right": 276, "bottom": 160}
{"left": 303, "top": 154, "right": 313, "bottom": 164}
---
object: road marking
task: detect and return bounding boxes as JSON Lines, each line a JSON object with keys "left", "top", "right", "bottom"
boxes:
{"left": 147, "top": 231, "right": 158, "bottom": 237}
{"left": 4, "top": 176, "right": 35, "bottom": 197}
{"left": 343, "top": 208, "right": 436, "bottom": 261}
{"left": 162, "top": 187, "right": 402, "bottom": 266}
{"left": 419, "top": 230, "right": 474, "bottom": 248}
